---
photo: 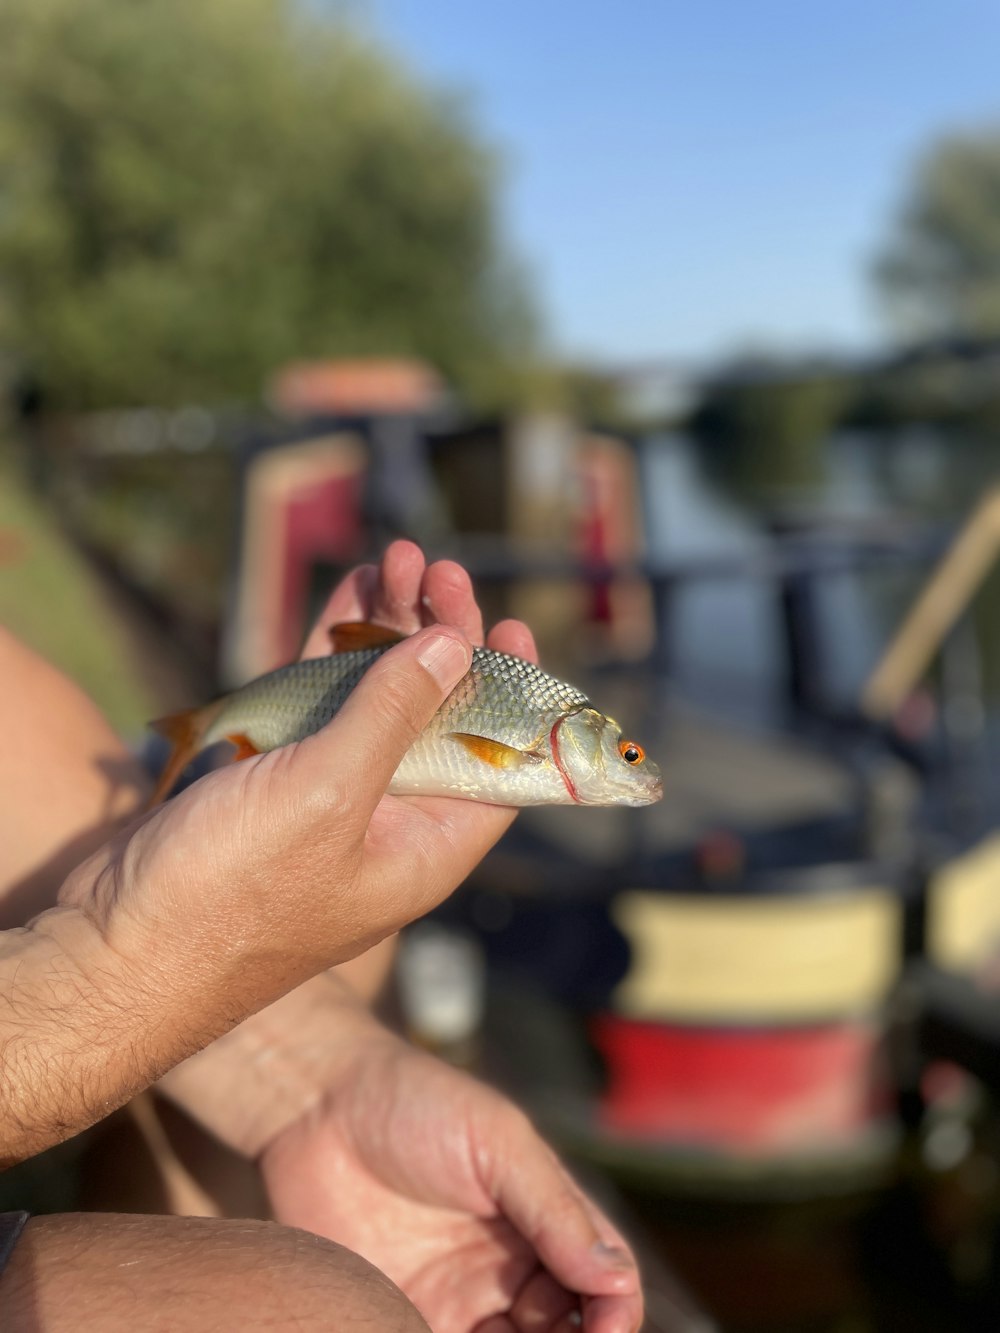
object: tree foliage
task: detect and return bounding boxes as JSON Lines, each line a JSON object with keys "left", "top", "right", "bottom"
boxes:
{"left": 0, "top": 0, "right": 536, "bottom": 407}
{"left": 876, "top": 128, "right": 1000, "bottom": 343}
{"left": 691, "top": 364, "right": 852, "bottom": 503}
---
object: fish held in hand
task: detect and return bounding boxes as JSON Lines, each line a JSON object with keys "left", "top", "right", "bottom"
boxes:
{"left": 148, "top": 622, "right": 663, "bottom": 808}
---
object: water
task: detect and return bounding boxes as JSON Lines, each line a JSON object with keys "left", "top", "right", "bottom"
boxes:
{"left": 638, "top": 428, "right": 1000, "bottom": 719}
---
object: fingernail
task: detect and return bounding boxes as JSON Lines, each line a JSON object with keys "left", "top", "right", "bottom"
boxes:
{"left": 416, "top": 630, "right": 470, "bottom": 689}
{"left": 592, "top": 1242, "right": 635, "bottom": 1271}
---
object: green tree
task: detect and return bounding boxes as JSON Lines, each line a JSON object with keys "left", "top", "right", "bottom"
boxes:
{"left": 876, "top": 128, "right": 1000, "bottom": 342}
{"left": 0, "top": 0, "right": 536, "bottom": 408}
{"left": 691, "top": 364, "right": 851, "bottom": 503}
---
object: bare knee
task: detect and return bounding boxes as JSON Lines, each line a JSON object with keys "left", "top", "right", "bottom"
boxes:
{"left": 2, "top": 1213, "right": 429, "bottom": 1332}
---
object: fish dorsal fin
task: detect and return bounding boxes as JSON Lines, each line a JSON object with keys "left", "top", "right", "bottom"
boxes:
{"left": 449, "top": 733, "right": 543, "bottom": 769}
{"left": 328, "top": 621, "right": 406, "bottom": 653}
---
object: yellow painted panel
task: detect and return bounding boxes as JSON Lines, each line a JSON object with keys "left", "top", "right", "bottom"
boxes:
{"left": 928, "top": 835, "right": 1000, "bottom": 974}
{"left": 613, "top": 889, "right": 901, "bottom": 1022}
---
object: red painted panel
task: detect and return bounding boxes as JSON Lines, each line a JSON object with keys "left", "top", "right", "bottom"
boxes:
{"left": 591, "top": 1014, "right": 893, "bottom": 1154}
{"left": 278, "top": 474, "right": 364, "bottom": 662}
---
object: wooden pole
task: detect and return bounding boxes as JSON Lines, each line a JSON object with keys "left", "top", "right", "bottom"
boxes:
{"left": 861, "top": 486, "right": 1000, "bottom": 720}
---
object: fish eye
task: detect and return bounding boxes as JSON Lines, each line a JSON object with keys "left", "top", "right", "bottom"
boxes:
{"left": 618, "top": 740, "right": 644, "bottom": 765}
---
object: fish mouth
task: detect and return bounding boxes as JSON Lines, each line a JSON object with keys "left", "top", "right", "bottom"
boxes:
{"left": 636, "top": 758, "right": 664, "bottom": 805}
{"left": 573, "top": 772, "right": 663, "bottom": 807}
{"left": 630, "top": 773, "right": 664, "bottom": 806}
{"left": 604, "top": 775, "right": 662, "bottom": 808}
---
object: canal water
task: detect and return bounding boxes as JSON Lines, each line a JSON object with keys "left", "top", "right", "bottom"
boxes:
{"left": 639, "top": 429, "right": 1000, "bottom": 723}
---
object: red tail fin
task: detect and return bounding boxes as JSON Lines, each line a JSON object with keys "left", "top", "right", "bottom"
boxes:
{"left": 147, "top": 704, "right": 219, "bottom": 808}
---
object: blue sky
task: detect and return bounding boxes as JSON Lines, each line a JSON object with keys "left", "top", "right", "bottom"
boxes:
{"left": 360, "top": 1, "right": 1000, "bottom": 365}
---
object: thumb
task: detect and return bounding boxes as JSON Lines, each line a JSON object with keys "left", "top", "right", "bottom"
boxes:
{"left": 489, "top": 1114, "right": 641, "bottom": 1301}
{"left": 288, "top": 624, "right": 472, "bottom": 825}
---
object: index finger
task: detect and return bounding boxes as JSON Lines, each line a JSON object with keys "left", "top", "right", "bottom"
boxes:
{"left": 301, "top": 539, "right": 433, "bottom": 661}
{"left": 420, "top": 559, "right": 485, "bottom": 644}
{"left": 487, "top": 619, "right": 538, "bottom": 665}
{"left": 301, "top": 564, "right": 378, "bottom": 659}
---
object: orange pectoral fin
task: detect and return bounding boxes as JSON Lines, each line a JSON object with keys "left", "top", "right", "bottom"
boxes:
{"left": 225, "top": 732, "right": 261, "bottom": 763}
{"left": 328, "top": 621, "right": 406, "bottom": 653}
{"left": 449, "top": 733, "right": 543, "bottom": 769}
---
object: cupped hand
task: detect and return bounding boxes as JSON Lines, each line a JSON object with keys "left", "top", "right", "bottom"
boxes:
{"left": 57, "top": 543, "right": 536, "bottom": 1060}
{"left": 260, "top": 1030, "right": 643, "bottom": 1333}
{"left": 301, "top": 538, "right": 534, "bottom": 663}
{"left": 295, "top": 538, "right": 539, "bottom": 963}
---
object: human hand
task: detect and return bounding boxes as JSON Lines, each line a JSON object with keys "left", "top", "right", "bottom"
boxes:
{"left": 301, "top": 537, "right": 538, "bottom": 874}
{"left": 298, "top": 538, "right": 538, "bottom": 1000}
{"left": 152, "top": 541, "right": 536, "bottom": 1137}
{"left": 34, "top": 543, "right": 531, "bottom": 1160}
{"left": 300, "top": 538, "right": 535, "bottom": 664}
{"left": 53, "top": 567, "right": 524, "bottom": 1137}
{"left": 260, "top": 1030, "right": 643, "bottom": 1333}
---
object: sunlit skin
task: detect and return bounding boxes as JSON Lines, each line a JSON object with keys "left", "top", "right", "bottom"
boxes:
{"left": 0, "top": 541, "right": 644, "bottom": 1333}
{"left": 3, "top": 1214, "right": 430, "bottom": 1333}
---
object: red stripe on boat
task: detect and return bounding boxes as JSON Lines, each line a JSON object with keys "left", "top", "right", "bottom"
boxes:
{"left": 591, "top": 1014, "right": 892, "bottom": 1155}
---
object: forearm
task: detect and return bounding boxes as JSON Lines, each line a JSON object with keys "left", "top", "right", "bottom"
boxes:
{"left": 0, "top": 883, "right": 403, "bottom": 1167}
{"left": 1, "top": 837, "right": 343, "bottom": 1168}
{"left": 0, "top": 629, "right": 150, "bottom": 926}
{"left": 0, "top": 893, "right": 355, "bottom": 1167}
{"left": 2, "top": 618, "right": 478, "bottom": 1166}
{"left": 0, "top": 909, "right": 199, "bottom": 1166}
{"left": 157, "top": 969, "right": 400, "bottom": 1159}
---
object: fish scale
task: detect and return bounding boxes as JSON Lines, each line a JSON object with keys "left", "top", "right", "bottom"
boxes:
{"left": 149, "top": 627, "right": 662, "bottom": 808}
{"left": 201, "top": 647, "right": 591, "bottom": 754}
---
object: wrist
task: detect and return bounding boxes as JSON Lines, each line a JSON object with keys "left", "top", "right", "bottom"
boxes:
{"left": 0, "top": 907, "right": 185, "bottom": 1165}
{"left": 157, "top": 972, "right": 398, "bottom": 1159}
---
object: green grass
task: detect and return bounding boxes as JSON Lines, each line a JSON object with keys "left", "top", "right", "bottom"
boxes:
{"left": 0, "top": 450, "right": 155, "bottom": 734}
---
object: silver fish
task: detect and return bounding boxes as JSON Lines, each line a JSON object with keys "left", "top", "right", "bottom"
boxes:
{"left": 150, "top": 623, "right": 662, "bottom": 808}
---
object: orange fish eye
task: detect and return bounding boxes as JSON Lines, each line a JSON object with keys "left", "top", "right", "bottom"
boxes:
{"left": 618, "top": 740, "right": 644, "bottom": 765}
